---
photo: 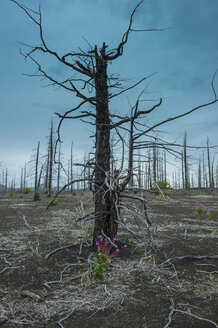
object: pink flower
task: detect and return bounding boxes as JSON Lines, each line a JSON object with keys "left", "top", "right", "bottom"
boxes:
{"left": 196, "top": 202, "right": 205, "bottom": 210}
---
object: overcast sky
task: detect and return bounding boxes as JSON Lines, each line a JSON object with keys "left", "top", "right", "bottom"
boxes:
{"left": 0, "top": 0, "right": 218, "bottom": 180}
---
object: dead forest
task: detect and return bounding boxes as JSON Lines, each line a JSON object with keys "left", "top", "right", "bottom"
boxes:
{"left": 0, "top": 0, "right": 218, "bottom": 327}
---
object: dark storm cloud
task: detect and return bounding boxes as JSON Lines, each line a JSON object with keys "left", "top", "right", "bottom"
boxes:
{"left": 0, "top": 0, "right": 217, "bottom": 176}
{"left": 158, "top": 71, "right": 206, "bottom": 91}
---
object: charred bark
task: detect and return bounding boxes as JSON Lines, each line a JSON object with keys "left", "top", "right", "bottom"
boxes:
{"left": 93, "top": 43, "right": 118, "bottom": 249}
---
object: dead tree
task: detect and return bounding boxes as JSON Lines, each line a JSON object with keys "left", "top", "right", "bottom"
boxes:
{"left": 12, "top": 0, "right": 218, "bottom": 250}
{"left": 33, "top": 141, "right": 40, "bottom": 200}
{"left": 5, "top": 168, "right": 8, "bottom": 194}
{"left": 20, "top": 167, "right": 23, "bottom": 193}
{"left": 57, "top": 143, "right": 61, "bottom": 192}
{"left": 183, "top": 132, "right": 189, "bottom": 189}
{"left": 44, "top": 146, "right": 49, "bottom": 192}
{"left": 23, "top": 163, "right": 27, "bottom": 189}
{"left": 47, "top": 121, "right": 53, "bottom": 197}
{"left": 70, "top": 142, "right": 73, "bottom": 193}
{"left": 198, "top": 157, "right": 202, "bottom": 188}
{"left": 207, "top": 136, "right": 213, "bottom": 188}
{"left": 216, "top": 163, "right": 218, "bottom": 188}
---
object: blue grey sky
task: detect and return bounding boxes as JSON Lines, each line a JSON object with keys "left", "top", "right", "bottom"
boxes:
{"left": 0, "top": 0, "right": 218, "bottom": 178}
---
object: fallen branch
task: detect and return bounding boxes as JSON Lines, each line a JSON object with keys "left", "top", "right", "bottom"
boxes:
{"left": 45, "top": 243, "right": 77, "bottom": 259}
{"left": 158, "top": 255, "right": 218, "bottom": 267}
{"left": 57, "top": 309, "right": 75, "bottom": 328}
{"left": 0, "top": 266, "right": 24, "bottom": 274}
{"left": 164, "top": 298, "right": 218, "bottom": 328}
{"left": 20, "top": 290, "right": 43, "bottom": 302}
{"left": 22, "top": 215, "right": 34, "bottom": 231}
{"left": 154, "top": 182, "right": 166, "bottom": 200}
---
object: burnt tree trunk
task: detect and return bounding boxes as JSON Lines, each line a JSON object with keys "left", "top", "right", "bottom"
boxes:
{"left": 184, "top": 132, "right": 189, "bottom": 189}
{"left": 48, "top": 121, "right": 53, "bottom": 197}
{"left": 93, "top": 43, "right": 118, "bottom": 249}
{"left": 34, "top": 141, "right": 40, "bottom": 199}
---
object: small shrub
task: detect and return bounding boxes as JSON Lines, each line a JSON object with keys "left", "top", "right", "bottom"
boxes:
{"left": 86, "top": 201, "right": 94, "bottom": 210}
{"left": 92, "top": 253, "right": 110, "bottom": 281}
{"left": 156, "top": 180, "right": 172, "bottom": 189}
{"left": 133, "top": 189, "right": 138, "bottom": 194}
{"left": 205, "top": 210, "right": 211, "bottom": 224}
{"left": 155, "top": 195, "right": 163, "bottom": 201}
{"left": 86, "top": 225, "right": 94, "bottom": 238}
{"left": 195, "top": 203, "right": 212, "bottom": 224}
{"left": 22, "top": 187, "right": 32, "bottom": 194}
{"left": 33, "top": 192, "right": 41, "bottom": 201}
{"left": 48, "top": 199, "right": 58, "bottom": 206}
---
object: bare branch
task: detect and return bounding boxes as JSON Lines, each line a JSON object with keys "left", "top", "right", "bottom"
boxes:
{"left": 106, "top": 0, "right": 145, "bottom": 60}
{"left": 109, "top": 74, "right": 156, "bottom": 99}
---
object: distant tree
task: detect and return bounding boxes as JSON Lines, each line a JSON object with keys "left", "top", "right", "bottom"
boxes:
{"left": 57, "top": 142, "right": 61, "bottom": 192}
{"left": 198, "top": 157, "right": 202, "bottom": 188}
{"left": 70, "top": 142, "right": 73, "bottom": 193}
{"left": 5, "top": 168, "right": 8, "bottom": 194}
{"left": 206, "top": 136, "right": 213, "bottom": 188}
{"left": 12, "top": 0, "right": 218, "bottom": 250}
{"left": 34, "top": 141, "right": 40, "bottom": 199}
{"left": 183, "top": 132, "right": 190, "bottom": 189}
{"left": 47, "top": 121, "right": 53, "bottom": 197}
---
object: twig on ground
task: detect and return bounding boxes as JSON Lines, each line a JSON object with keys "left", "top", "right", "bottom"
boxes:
{"left": 164, "top": 298, "right": 218, "bottom": 328}
{"left": 45, "top": 243, "right": 77, "bottom": 259}
{"left": 57, "top": 309, "right": 75, "bottom": 328}
{"left": 163, "top": 298, "right": 174, "bottom": 328}
{"left": 0, "top": 266, "right": 24, "bottom": 274}
{"left": 2, "top": 257, "right": 12, "bottom": 266}
{"left": 20, "top": 291, "right": 42, "bottom": 302}
{"left": 22, "top": 215, "right": 35, "bottom": 231}
{"left": 158, "top": 255, "right": 218, "bottom": 267}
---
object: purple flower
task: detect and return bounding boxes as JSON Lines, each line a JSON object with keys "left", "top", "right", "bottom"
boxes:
{"left": 96, "top": 241, "right": 100, "bottom": 246}
{"left": 98, "top": 235, "right": 103, "bottom": 240}
{"left": 113, "top": 236, "right": 118, "bottom": 241}
{"left": 115, "top": 248, "right": 120, "bottom": 253}
{"left": 207, "top": 208, "right": 211, "bottom": 212}
{"left": 196, "top": 202, "right": 205, "bottom": 210}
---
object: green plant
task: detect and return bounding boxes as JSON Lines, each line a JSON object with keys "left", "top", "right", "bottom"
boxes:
{"left": 133, "top": 189, "right": 138, "bottom": 194}
{"left": 86, "top": 225, "right": 94, "bottom": 238}
{"left": 48, "top": 199, "right": 58, "bottom": 206}
{"left": 22, "top": 187, "right": 32, "bottom": 194}
{"left": 92, "top": 252, "right": 110, "bottom": 281}
{"left": 195, "top": 203, "right": 211, "bottom": 224}
{"left": 92, "top": 235, "right": 119, "bottom": 282}
{"left": 156, "top": 180, "right": 172, "bottom": 189}
{"left": 205, "top": 210, "right": 211, "bottom": 224}
{"left": 33, "top": 192, "right": 41, "bottom": 201}
{"left": 155, "top": 195, "right": 163, "bottom": 201}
